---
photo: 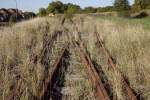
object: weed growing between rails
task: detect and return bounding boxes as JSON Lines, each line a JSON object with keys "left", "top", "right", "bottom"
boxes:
{"left": 0, "top": 17, "right": 67, "bottom": 99}
{"left": 74, "top": 16, "right": 150, "bottom": 99}
{"left": 0, "top": 15, "right": 149, "bottom": 100}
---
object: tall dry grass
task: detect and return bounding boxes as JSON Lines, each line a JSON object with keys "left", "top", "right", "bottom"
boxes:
{"left": 0, "top": 15, "right": 149, "bottom": 100}
{"left": 72, "top": 16, "right": 150, "bottom": 100}
{"left": 0, "top": 17, "right": 65, "bottom": 99}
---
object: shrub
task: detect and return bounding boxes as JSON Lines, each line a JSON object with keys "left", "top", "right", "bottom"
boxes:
{"left": 133, "top": 0, "right": 150, "bottom": 11}
{"left": 38, "top": 8, "right": 47, "bottom": 17}
{"left": 67, "top": 4, "right": 81, "bottom": 14}
{"left": 83, "top": 7, "right": 97, "bottom": 13}
{"left": 47, "top": 1, "right": 64, "bottom": 14}
{"left": 114, "top": 0, "right": 130, "bottom": 11}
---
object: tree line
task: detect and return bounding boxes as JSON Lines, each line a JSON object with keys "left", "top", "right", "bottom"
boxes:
{"left": 38, "top": 0, "right": 150, "bottom": 16}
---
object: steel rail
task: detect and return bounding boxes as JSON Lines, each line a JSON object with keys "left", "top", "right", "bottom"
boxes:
{"left": 4, "top": 31, "right": 64, "bottom": 100}
{"left": 95, "top": 32, "right": 137, "bottom": 100}
{"left": 38, "top": 43, "right": 69, "bottom": 100}
{"left": 77, "top": 42, "right": 110, "bottom": 100}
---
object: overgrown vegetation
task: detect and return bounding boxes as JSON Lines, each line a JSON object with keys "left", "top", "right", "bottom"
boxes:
{"left": 38, "top": 8, "right": 47, "bottom": 17}
{"left": 133, "top": 0, "right": 150, "bottom": 11}
{"left": 0, "top": 17, "right": 66, "bottom": 99}
{"left": 0, "top": 15, "right": 149, "bottom": 100}
{"left": 114, "top": 0, "right": 130, "bottom": 11}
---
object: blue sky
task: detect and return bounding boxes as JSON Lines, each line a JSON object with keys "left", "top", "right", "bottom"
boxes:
{"left": 0, "top": 0, "right": 134, "bottom": 12}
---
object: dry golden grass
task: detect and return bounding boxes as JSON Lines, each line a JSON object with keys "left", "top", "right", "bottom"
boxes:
{"left": 74, "top": 16, "right": 150, "bottom": 100}
{"left": 0, "top": 17, "right": 65, "bottom": 99}
{"left": 0, "top": 15, "right": 149, "bottom": 100}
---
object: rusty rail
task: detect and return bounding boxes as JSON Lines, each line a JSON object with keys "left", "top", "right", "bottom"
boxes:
{"left": 40, "top": 30, "right": 63, "bottom": 61}
{"left": 5, "top": 31, "right": 64, "bottom": 100}
{"left": 95, "top": 32, "right": 137, "bottom": 100}
{"left": 38, "top": 43, "right": 69, "bottom": 100}
{"left": 5, "top": 80, "right": 23, "bottom": 100}
{"left": 76, "top": 42, "right": 110, "bottom": 100}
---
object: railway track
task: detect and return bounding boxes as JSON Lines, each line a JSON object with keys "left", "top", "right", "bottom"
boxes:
{"left": 37, "top": 31, "right": 139, "bottom": 100}
{"left": 40, "top": 42, "right": 97, "bottom": 100}
{"left": 76, "top": 42, "right": 110, "bottom": 100}
{"left": 38, "top": 40, "right": 114, "bottom": 100}
{"left": 38, "top": 42, "right": 69, "bottom": 100}
{"left": 94, "top": 32, "right": 138, "bottom": 100}
{"left": 5, "top": 30, "right": 66, "bottom": 100}
{"left": 4, "top": 28, "right": 140, "bottom": 100}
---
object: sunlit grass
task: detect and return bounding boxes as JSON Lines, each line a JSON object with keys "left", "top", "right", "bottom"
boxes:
{"left": 0, "top": 15, "right": 149, "bottom": 100}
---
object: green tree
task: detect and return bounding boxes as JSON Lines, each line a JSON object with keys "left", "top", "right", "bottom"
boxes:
{"left": 66, "top": 3, "right": 81, "bottom": 14}
{"left": 64, "top": 3, "right": 81, "bottom": 19}
{"left": 47, "top": 1, "right": 64, "bottom": 14}
{"left": 83, "top": 7, "right": 97, "bottom": 13}
{"left": 97, "top": 6, "right": 114, "bottom": 12}
{"left": 114, "top": 0, "right": 130, "bottom": 11}
{"left": 24, "top": 12, "right": 36, "bottom": 19}
{"left": 133, "top": 0, "right": 150, "bottom": 10}
{"left": 38, "top": 8, "right": 46, "bottom": 17}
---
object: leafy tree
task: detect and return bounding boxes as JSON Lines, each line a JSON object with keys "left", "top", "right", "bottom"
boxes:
{"left": 83, "top": 7, "right": 97, "bottom": 13}
{"left": 24, "top": 12, "right": 36, "bottom": 19}
{"left": 97, "top": 6, "right": 114, "bottom": 12}
{"left": 64, "top": 3, "right": 81, "bottom": 19}
{"left": 61, "top": 4, "right": 68, "bottom": 13}
{"left": 133, "top": 0, "right": 150, "bottom": 10}
{"left": 66, "top": 3, "right": 81, "bottom": 14}
{"left": 47, "top": 1, "right": 64, "bottom": 14}
{"left": 38, "top": 8, "right": 46, "bottom": 16}
{"left": 114, "top": 0, "right": 130, "bottom": 11}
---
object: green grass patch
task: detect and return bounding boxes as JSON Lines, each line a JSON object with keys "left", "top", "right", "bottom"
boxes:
{"left": 96, "top": 16, "right": 150, "bottom": 30}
